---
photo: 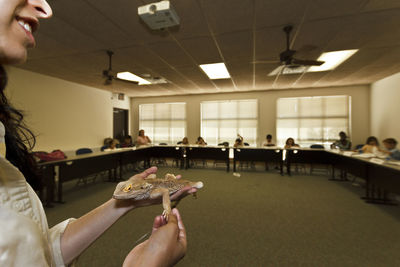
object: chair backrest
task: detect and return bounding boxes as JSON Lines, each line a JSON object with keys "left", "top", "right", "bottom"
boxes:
{"left": 310, "top": 144, "right": 324, "bottom": 149}
{"left": 244, "top": 142, "right": 250, "bottom": 146}
{"left": 177, "top": 141, "right": 183, "bottom": 145}
{"left": 159, "top": 143, "right": 168, "bottom": 145}
{"left": 76, "top": 148, "right": 93, "bottom": 155}
{"left": 218, "top": 142, "right": 229, "bottom": 147}
{"left": 355, "top": 144, "right": 364, "bottom": 150}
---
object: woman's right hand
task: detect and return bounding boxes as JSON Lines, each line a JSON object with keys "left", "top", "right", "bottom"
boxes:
{"left": 123, "top": 208, "right": 187, "bottom": 267}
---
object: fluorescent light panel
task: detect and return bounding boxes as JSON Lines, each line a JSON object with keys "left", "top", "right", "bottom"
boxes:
{"left": 200, "top": 63, "right": 231, "bottom": 79}
{"left": 308, "top": 49, "right": 358, "bottom": 72}
{"left": 116, "top": 72, "right": 151, "bottom": 85}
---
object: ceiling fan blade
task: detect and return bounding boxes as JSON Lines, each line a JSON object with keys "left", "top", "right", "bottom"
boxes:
{"left": 292, "top": 58, "right": 325, "bottom": 66}
{"left": 104, "top": 77, "right": 113, "bottom": 85}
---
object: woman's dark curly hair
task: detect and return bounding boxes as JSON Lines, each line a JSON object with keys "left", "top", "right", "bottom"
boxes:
{"left": 0, "top": 66, "right": 39, "bottom": 190}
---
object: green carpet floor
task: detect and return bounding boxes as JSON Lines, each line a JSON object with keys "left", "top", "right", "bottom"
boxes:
{"left": 45, "top": 167, "right": 400, "bottom": 267}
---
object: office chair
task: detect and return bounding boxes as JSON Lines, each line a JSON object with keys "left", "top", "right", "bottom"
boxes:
{"left": 74, "top": 148, "right": 98, "bottom": 186}
{"left": 239, "top": 143, "right": 255, "bottom": 170}
{"left": 309, "top": 144, "right": 329, "bottom": 175}
{"left": 151, "top": 143, "right": 169, "bottom": 166}
{"left": 214, "top": 142, "right": 229, "bottom": 168}
{"left": 76, "top": 148, "right": 93, "bottom": 155}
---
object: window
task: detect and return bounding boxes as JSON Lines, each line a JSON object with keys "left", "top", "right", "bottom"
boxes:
{"left": 201, "top": 100, "right": 258, "bottom": 146}
{"left": 139, "top": 103, "right": 186, "bottom": 144}
{"left": 276, "top": 96, "right": 351, "bottom": 148}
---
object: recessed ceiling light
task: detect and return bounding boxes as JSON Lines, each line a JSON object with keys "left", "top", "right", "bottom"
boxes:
{"left": 116, "top": 72, "right": 151, "bottom": 85}
{"left": 308, "top": 49, "right": 358, "bottom": 72}
{"left": 199, "top": 63, "right": 231, "bottom": 79}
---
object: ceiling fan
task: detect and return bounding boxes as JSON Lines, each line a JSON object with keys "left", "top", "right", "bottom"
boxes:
{"left": 102, "top": 50, "right": 138, "bottom": 85}
{"left": 253, "top": 25, "right": 325, "bottom": 74}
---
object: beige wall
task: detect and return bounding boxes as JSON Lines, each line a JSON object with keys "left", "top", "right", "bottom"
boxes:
{"left": 6, "top": 67, "right": 130, "bottom": 152}
{"left": 131, "top": 85, "right": 370, "bottom": 147}
{"left": 371, "top": 72, "right": 400, "bottom": 142}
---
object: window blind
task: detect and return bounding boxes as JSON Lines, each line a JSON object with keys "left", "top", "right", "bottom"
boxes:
{"left": 139, "top": 103, "right": 186, "bottom": 144}
{"left": 276, "top": 95, "right": 350, "bottom": 148}
{"left": 201, "top": 99, "right": 258, "bottom": 146}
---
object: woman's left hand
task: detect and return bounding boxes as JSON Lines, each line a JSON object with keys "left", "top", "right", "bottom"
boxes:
{"left": 115, "top": 166, "right": 198, "bottom": 210}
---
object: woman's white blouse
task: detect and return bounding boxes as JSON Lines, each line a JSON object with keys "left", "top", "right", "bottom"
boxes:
{"left": 0, "top": 151, "right": 74, "bottom": 266}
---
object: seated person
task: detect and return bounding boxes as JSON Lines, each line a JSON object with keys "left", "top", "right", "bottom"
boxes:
{"left": 261, "top": 134, "right": 275, "bottom": 147}
{"left": 178, "top": 137, "right": 189, "bottom": 145}
{"left": 110, "top": 139, "right": 120, "bottom": 149}
{"left": 234, "top": 134, "right": 244, "bottom": 148}
{"left": 284, "top": 137, "right": 300, "bottom": 149}
{"left": 121, "top": 135, "right": 133, "bottom": 148}
{"left": 360, "top": 136, "right": 379, "bottom": 154}
{"left": 331, "top": 131, "right": 351, "bottom": 150}
{"left": 196, "top": 136, "right": 207, "bottom": 146}
{"left": 381, "top": 138, "right": 400, "bottom": 160}
{"left": 101, "top": 137, "right": 113, "bottom": 151}
{"left": 136, "top": 129, "right": 151, "bottom": 146}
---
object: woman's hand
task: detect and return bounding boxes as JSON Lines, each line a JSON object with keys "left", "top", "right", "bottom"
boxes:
{"left": 115, "top": 167, "right": 198, "bottom": 211}
{"left": 123, "top": 209, "right": 187, "bottom": 267}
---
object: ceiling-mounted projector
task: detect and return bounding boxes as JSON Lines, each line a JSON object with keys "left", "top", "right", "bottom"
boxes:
{"left": 138, "top": 0, "right": 180, "bottom": 30}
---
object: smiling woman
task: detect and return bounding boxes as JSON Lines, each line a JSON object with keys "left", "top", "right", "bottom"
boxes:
{"left": 0, "top": 0, "right": 52, "bottom": 64}
{"left": 0, "top": 1, "right": 195, "bottom": 266}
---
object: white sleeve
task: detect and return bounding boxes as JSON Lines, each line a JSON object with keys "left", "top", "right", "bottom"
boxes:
{"left": 49, "top": 218, "right": 76, "bottom": 267}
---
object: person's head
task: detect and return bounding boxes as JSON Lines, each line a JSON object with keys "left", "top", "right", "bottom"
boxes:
{"left": 266, "top": 134, "right": 272, "bottom": 141}
{"left": 182, "top": 137, "right": 188, "bottom": 144}
{"left": 124, "top": 135, "right": 132, "bottom": 144}
{"left": 339, "top": 131, "right": 347, "bottom": 140}
{"left": 366, "top": 136, "right": 379, "bottom": 146}
{"left": 286, "top": 138, "right": 295, "bottom": 146}
{"left": 103, "top": 137, "right": 113, "bottom": 147}
{"left": 197, "top": 136, "right": 204, "bottom": 142}
{"left": 138, "top": 129, "right": 144, "bottom": 137}
{"left": 110, "top": 139, "right": 120, "bottom": 149}
{"left": 0, "top": 0, "right": 52, "bottom": 190}
{"left": 0, "top": 0, "right": 53, "bottom": 65}
{"left": 383, "top": 138, "right": 397, "bottom": 150}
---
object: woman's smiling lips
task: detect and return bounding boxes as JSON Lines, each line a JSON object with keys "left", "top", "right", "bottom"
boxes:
{"left": 16, "top": 16, "right": 39, "bottom": 47}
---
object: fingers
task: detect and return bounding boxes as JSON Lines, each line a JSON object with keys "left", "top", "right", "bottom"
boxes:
{"left": 138, "top": 166, "right": 158, "bottom": 179}
{"left": 172, "top": 208, "right": 186, "bottom": 244}
{"left": 152, "top": 215, "right": 165, "bottom": 233}
{"left": 170, "top": 186, "right": 198, "bottom": 201}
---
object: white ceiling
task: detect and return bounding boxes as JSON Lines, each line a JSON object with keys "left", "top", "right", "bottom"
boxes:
{"left": 19, "top": 0, "right": 400, "bottom": 97}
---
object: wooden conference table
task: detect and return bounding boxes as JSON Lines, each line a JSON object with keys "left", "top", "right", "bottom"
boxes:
{"left": 38, "top": 145, "right": 400, "bottom": 207}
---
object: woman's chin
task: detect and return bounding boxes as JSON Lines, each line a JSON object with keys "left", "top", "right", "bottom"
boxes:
{"left": 1, "top": 50, "right": 28, "bottom": 65}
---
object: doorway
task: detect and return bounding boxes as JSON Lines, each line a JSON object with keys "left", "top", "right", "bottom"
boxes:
{"left": 113, "top": 108, "right": 129, "bottom": 142}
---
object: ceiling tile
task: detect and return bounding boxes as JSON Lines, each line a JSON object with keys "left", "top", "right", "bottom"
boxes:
{"left": 216, "top": 30, "right": 253, "bottom": 63}
{"left": 306, "top": 0, "right": 367, "bottom": 21}
{"left": 255, "top": 0, "right": 310, "bottom": 29}
{"left": 201, "top": 0, "right": 254, "bottom": 34}
{"left": 361, "top": 0, "right": 400, "bottom": 12}
{"left": 147, "top": 41, "right": 195, "bottom": 67}
{"left": 178, "top": 36, "right": 221, "bottom": 64}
